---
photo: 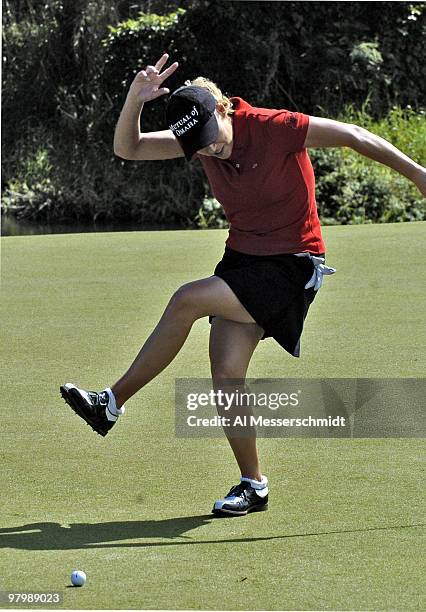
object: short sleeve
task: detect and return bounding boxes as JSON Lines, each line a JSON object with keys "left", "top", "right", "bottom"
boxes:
{"left": 267, "top": 110, "right": 309, "bottom": 152}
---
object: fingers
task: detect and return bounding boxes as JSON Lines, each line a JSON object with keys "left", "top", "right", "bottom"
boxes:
{"left": 304, "top": 271, "right": 316, "bottom": 290}
{"left": 135, "top": 56, "right": 178, "bottom": 84}
{"left": 155, "top": 53, "right": 179, "bottom": 77}
{"left": 305, "top": 266, "right": 336, "bottom": 291}
{"left": 149, "top": 87, "right": 170, "bottom": 100}
{"left": 314, "top": 273, "right": 323, "bottom": 291}
{"left": 322, "top": 265, "right": 337, "bottom": 275}
{"left": 135, "top": 65, "right": 159, "bottom": 82}
{"left": 145, "top": 65, "right": 159, "bottom": 81}
{"left": 304, "top": 258, "right": 336, "bottom": 291}
{"left": 155, "top": 53, "right": 169, "bottom": 71}
{"left": 131, "top": 55, "right": 178, "bottom": 102}
{"left": 135, "top": 69, "right": 148, "bottom": 80}
{"left": 304, "top": 269, "right": 323, "bottom": 291}
{"left": 158, "top": 60, "right": 179, "bottom": 82}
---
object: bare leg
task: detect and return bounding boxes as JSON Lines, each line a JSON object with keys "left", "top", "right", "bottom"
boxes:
{"left": 112, "top": 276, "right": 256, "bottom": 407}
{"left": 209, "top": 317, "right": 264, "bottom": 481}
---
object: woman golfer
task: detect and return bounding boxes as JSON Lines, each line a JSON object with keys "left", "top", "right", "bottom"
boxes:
{"left": 61, "top": 54, "right": 426, "bottom": 516}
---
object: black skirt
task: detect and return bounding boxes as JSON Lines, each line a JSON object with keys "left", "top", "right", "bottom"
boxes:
{"left": 211, "top": 246, "right": 322, "bottom": 357}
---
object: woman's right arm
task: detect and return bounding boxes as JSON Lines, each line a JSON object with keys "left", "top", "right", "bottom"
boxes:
{"left": 113, "top": 54, "right": 184, "bottom": 161}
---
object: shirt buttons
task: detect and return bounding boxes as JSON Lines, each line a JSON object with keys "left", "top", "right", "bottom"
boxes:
{"left": 235, "top": 163, "right": 240, "bottom": 168}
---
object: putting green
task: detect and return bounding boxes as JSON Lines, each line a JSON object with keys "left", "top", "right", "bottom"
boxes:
{"left": 1, "top": 222, "right": 425, "bottom": 610}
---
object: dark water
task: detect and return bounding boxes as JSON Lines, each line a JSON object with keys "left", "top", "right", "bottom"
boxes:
{"left": 1, "top": 216, "right": 183, "bottom": 237}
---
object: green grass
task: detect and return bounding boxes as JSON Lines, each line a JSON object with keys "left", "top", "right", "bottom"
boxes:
{"left": 1, "top": 223, "right": 425, "bottom": 610}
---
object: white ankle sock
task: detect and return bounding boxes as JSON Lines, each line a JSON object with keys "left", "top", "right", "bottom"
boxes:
{"left": 241, "top": 475, "right": 269, "bottom": 497}
{"left": 104, "top": 388, "right": 125, "bottom": 422}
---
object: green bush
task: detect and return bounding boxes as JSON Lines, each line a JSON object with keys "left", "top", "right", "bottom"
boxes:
{"left": 310, "top": 106, "right": 425, "bottom": 225}
{"left": 195, "top": 196, "right": 227, "bottom": 229}
{"left": 1, "top": 128, "right": 62, "bottom": 220}
{"left": 312, "top": 149, "right": 425, "bottom": 225}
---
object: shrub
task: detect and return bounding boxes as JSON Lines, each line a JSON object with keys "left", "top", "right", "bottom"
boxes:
{"left": 310, "top": 105, "right": 425, "bottom": 225}
{"left": 195, "top": 196, "right": 227, "bottom": 229}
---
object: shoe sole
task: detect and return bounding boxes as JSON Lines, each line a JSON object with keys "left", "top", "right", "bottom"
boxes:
{"left": 60, "top": 385, "right": 108, "bottom": 437}
{"left": 211, "top": 503, "right": 268, "bottom": 517}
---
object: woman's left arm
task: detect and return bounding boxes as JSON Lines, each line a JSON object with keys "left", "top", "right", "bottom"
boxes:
{"left": 304, "top": 116, "right": 426, "bottom": 197}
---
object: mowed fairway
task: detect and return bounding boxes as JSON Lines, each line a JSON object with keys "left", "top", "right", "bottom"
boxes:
{"left": 1, "top": 222, "right": 425, "bottom": 611}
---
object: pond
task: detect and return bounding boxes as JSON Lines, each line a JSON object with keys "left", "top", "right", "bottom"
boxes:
{"left": 1, "top": 215, "right": 183, "bottom": 237}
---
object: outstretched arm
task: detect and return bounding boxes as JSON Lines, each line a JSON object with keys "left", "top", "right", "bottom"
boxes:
{"left": 304, "top": 116, "right": 426, "bottom": 197}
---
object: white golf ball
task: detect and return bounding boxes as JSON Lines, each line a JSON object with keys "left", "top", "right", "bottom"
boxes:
{"left": 71, "top": 570, "right": 86, "bottom": 587}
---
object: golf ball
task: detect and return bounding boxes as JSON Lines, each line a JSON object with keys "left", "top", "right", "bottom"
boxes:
{"left": 71, "top": 570, "right": 86, "bottom": 587}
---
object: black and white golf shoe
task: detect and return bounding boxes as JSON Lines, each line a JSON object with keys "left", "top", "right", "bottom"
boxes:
{"left": 212, "top": 476, "right": 269, "bottom": 516}
{"left": 60, "top": 383, "right": 124, "bottom": 437}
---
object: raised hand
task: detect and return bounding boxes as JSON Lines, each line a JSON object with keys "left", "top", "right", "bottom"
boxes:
{"left": 128, "top": 54, "right": 179, "bottom": 103}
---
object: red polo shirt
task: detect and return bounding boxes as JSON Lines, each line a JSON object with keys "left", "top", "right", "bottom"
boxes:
{"left": 197, "top": 97, "right": 325, "bottom": 255}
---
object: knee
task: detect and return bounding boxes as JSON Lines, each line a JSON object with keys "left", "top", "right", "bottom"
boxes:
{"left": 170, "top": 283, "right": 193, "bottom": 308}
{"left": 168, "top": 283, "right": 198, "bottom": 315}
{"left": 211, "top": 366, "right": 247, "bottom": 417}
{"left": 211, "top": 364, "right": 246, "bottom": 383}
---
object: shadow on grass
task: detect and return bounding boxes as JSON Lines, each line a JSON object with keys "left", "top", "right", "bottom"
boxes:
{"left": 0, "top": 517, "right": 424, "bottom": 551}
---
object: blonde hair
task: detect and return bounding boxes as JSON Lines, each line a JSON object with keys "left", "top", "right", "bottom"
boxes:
{"left": 185, "top": 77, "right": 234, "bottom": 114}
